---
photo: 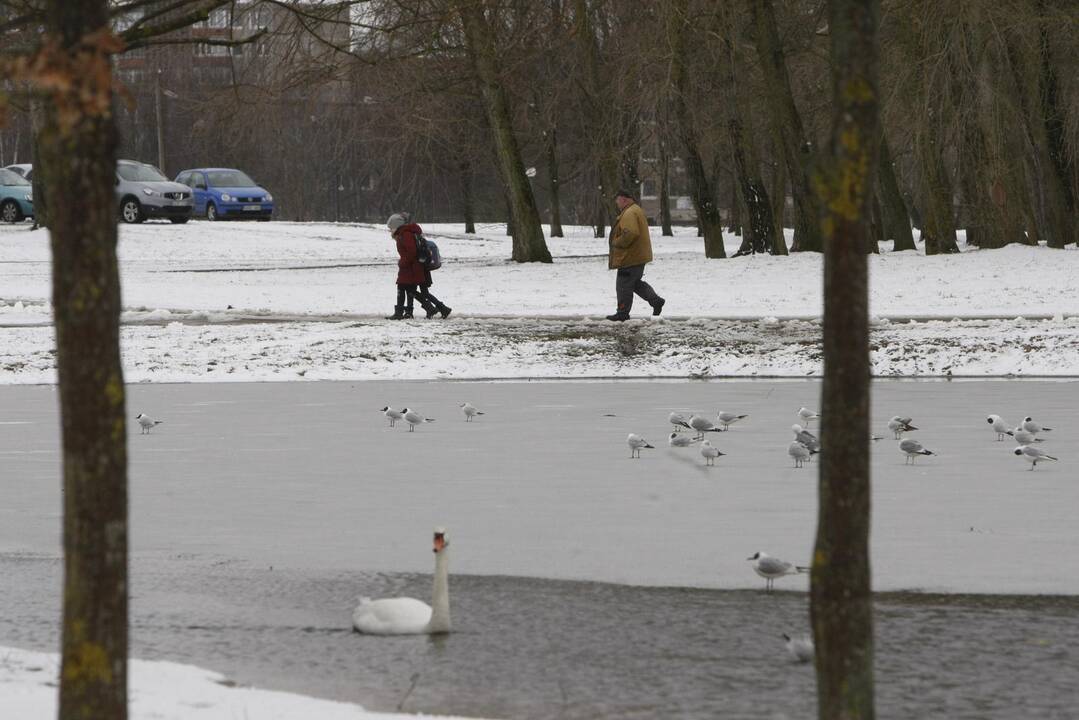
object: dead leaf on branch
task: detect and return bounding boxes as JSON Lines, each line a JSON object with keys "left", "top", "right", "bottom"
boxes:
{"left": 1, "top": 28, "right": 127, "bottom": 134}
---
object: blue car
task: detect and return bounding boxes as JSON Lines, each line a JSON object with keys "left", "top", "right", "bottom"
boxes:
{"left": 175, "top": 168, "right": 274, "bottom": 221}
{"left": 0, "top": 167, "right": 33, "bottom": 223}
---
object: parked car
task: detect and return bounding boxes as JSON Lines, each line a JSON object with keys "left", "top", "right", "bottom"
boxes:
{"left": 174, "top": 168, "right": 273, "bottom": 221}
{"left": 3, "top": 164, "right": 33, "bottom": 181}
{"left": 0, "top": 167, "right": 34, "bottom": 223}
{"left": 116, "top": 160, "right": 193, "bottom": 224}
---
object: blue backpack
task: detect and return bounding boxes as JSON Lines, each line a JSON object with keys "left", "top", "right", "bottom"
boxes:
{"left": 415, "top": 234, "right": 442, "bottom": 271}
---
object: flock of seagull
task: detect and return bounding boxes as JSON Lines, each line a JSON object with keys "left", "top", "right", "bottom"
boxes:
{"left": 625, "top": 406, "right": 1060, "bottom": 471}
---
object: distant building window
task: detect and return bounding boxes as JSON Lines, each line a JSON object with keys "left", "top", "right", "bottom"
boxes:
{"left": 209, "top": 8, "right": 229, "bottom": 28}
{"left": 195, "top": 43, "right": 227, "bottom": 57}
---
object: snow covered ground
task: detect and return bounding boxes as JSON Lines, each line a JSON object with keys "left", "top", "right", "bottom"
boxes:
{"left": 0, "top": 645, "right": 479, "bottom": 720}
{"left": 1, "top": 221, "right": 1078, "bottom": 382}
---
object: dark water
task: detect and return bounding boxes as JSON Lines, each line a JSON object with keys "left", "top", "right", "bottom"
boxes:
{"left": 3, "top": 554, "right": 1077, "bottom": 719}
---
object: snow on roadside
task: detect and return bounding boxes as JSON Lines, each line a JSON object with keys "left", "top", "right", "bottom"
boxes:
{"left": 0, "top": 645, "right": 483, "bottom": 720}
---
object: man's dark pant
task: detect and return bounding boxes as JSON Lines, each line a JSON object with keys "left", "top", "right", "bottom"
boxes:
{"left": 615, "top": 264, "right": 660, "bottom": 314}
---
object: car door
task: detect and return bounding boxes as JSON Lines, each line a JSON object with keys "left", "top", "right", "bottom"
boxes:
{"left": 191, "top": 172, "right": 208, "bottom": 214}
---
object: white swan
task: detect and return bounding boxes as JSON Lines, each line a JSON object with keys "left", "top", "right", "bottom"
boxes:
{"left": 352, "top": 528, "right": 452, "bottom": 635}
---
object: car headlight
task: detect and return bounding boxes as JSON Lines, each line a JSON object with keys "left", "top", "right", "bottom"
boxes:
{"left": 264, "top": 193, "right": 273, "bottom": 202}
{"left": 220, "top": 193, "right": 232, "bottom": 202}
{"left": 142, "top": 188, "right": 157, "bottom": 196}
{"left": 25, "top": 193, "right": 33, "bottom": 202}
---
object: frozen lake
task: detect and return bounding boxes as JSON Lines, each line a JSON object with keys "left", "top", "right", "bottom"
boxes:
{"left": 3, "top": 379, "right": 1078, "bottom": 717}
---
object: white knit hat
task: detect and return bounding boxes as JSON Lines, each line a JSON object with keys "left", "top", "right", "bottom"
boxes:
{"left": 387, "top": 213, "right": 406, "bottom": 231}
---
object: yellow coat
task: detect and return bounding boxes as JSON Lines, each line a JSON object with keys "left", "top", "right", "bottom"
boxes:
{"left": 608, "top": 202, "right": 653, "bottom": 269}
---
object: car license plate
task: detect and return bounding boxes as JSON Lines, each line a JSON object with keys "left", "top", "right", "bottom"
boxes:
{"left": 243, "top": 204, "right": 261, "bottom": 211}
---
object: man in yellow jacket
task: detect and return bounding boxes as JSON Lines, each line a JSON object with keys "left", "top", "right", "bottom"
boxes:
{"left": 607, "top": 189, "right": 665, "bottom": 321}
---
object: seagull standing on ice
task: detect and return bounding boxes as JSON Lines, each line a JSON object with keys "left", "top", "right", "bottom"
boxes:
{"left": 798, "top": 407, "right": 819, "bottom": 426}
{"left": 668, "top": 432, "right": 695, "bottom": 448}
{"left": 1022, "top": 417, "right": 1053, "bottom": 434}
{"left": 460, "top": 403, "right": 484, "bottom": 422}
{"left": 717, "top": 411, "right": 748, "bottom": 430}
{"left": 688, "top": 415, "right": 722, "bottom": 440}
{"left": 1007, "top": 426, "right": 1042, "bottom": 445}
{"left": 380, "top": 406, "right": 404, "bottom": 427}
{"left": 747, "top": 552, "right": 809, "bottom": 592}
{"left": 788, "top": 441, "right": 813, "bottom": 468}
{"left": 791, "top": 424, "right": 820, "bottom": 454}
{"left": 888, "top": 416, "right": 917, "bottom": 439}
{"left": 135, "top": 413, "right": 163, "bottom": 434}
{"left": 700, "top": 440, "right": 724, "bottom": 466}
{"left": 401, "top": 408, "right": 434, "bottom": 432}
{"left": 627, "top": 433, "right": 654, "bottom": 458}
{"left": 1014, "top": 445, "right": 1058, "bottom": 470}
{"left": 899, "top": 438, "right": 934, "bottom": 464}
{"left": 782, "top": 633, "right": 815, "bottom": 663}
{"left": 986, "top": 415, "right": 1010, "bottom": 441}
{"left": 668, "top": 412, "right": 692, "bottom": 432}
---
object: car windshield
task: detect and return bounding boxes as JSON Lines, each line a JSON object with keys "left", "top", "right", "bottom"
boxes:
{"left": 117, "top": 163, "right": 168, "bottom": 182}
{"left": 0, "top": 168, "right": 29, "bottom": 186}
{"left": 206, "top": 170, "right": 257, "bottom": 187}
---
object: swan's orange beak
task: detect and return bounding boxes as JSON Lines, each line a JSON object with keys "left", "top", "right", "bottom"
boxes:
{"left": 433, "top": 532, "right": 447, "bottom": 553}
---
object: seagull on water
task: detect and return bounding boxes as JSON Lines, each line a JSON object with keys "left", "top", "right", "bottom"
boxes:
{"left": 782, "top": 633, "right": 815, "bottom": 663}
{"left": 899, "top": 438, "right": 934, "bottom": 464}
{"left": 1014, "top": 445, "right": 1057, "bottom": 470}
{"left": 788, "top": 441, "right": 813, "bottom": 468}
{"left": 747, "top": 552, "right": 809, "bottom": 592}
{"left": 791, "top": 424, "right": 820, "bottom": 454}
{"left": 668, "top": 432, "right": 695, "bottom": 448}
{"left": 688, "top": 415, "right": 723, "bottom": 440}
{"left": 717, "top": 411, "right": 748, "bottom": 430}
{"left": 627, "top": 433, "right": 654, "bottom": 458}
{"left": 135, "top": 413, "right": 163, "bottom": 434}
{"left": 700, "top": 440, "right": 725, "bottom": 466}
{"left": 380, "top": 406, "right": 404, "bottom": 427}
{"left": 401, "top": 408, "right": 434, "bottom": 432}
{"left": 986, "top": 414, "right": 1010, "bottom": 441}
{"left": 1022, "top": 417, "right": 1053, "bottom": 434}
{"left": 668, "top": 412, "right": 692, "bottom": 432}
{"left": 460, "top": 402, "right": 484, "bottom": 422}
{"left": 888, "top": 416, "right": 917, "bottom": 439}
{"left": 798, "top": 407, "right": 819, "bottom": 426}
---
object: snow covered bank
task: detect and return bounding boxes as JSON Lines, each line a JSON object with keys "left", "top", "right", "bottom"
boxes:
{"left": 0, "top": 645, "right": 481, "bottom": 720}
{"left": 2, "top": 221, "right": 1078, "bottom": 382}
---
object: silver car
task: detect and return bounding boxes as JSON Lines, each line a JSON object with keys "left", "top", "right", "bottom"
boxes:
{"left": 116, "top": 160, "right": 193, "bottom": 224}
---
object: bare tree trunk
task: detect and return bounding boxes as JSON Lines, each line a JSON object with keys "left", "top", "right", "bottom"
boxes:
{"left": 877, "top": 133, "right": 915, "bottom": 251}
{"left": 770, "top": 158, "right": 789, "bottom": 254}
{"left": 748, "top": 0, "right": 823, "bottom": 253}
{"left": 659, "top": 137, "right": 674, "bottom": 236}
{"left": 457, "top": 0, "right": 551, "bottom": 262}
{"left": 728, "top": 176, "right": 741, "bottom": 235}
{"left": 915, "top": 120, "right": 960, "bottom": 255}
{"left": 460, "top": 162, "right": 476, "bottom": 234}
{"left": 812, "top": 0, "right": 877, "bottom": 716}
{"left": 670, "top": 0, "right": 725, "bottom": 258}
{"left": 29, "top": 95, "right": 48, "bottom": 229}
{"left": 545, "top": 129, "right": 564, "bottom": 237}
{"left": 37, "top": 2, "right": 129, "bottom": 718}
{"left": 572, "top": 0, "right": 621, "bottom": 222}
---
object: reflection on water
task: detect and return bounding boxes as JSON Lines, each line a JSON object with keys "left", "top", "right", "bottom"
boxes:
{"left": 3, "top": 555, "right": 1077, "bottom": 719}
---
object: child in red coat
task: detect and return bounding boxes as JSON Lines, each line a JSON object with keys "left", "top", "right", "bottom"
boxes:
{"left": 386, "top": 213, "right": 451, "bottom": 320}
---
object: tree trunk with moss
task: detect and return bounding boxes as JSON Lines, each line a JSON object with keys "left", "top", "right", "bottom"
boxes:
{"left": 748, "top": 0, "right": 823, "bottom": 253}
{"left": 811, "top": 0, "right": 877, "bottom": 717}
{"left": 458, "top": 0, "right": 551, "bottom": 262}
{"left": 38, "top": 2, "right": 129, "bottom": 718}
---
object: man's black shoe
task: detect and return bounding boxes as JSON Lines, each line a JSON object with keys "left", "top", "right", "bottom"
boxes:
{"left": 652, "top": 298, "right": 665, "bottom": 316}
{"left": 606, "top": 312, "right": 630, "bottom": 322}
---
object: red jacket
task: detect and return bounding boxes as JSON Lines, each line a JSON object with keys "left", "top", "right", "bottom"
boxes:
{"left": 394, "top": 223, "right": 430, "bottom": 286}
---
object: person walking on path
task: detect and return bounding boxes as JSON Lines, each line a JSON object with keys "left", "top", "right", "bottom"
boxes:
{"left": 606, "top": 189, "right": 665, "bottom": 321}
{"left": 386, "top": 213, "right": 452, "bottom": 320}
